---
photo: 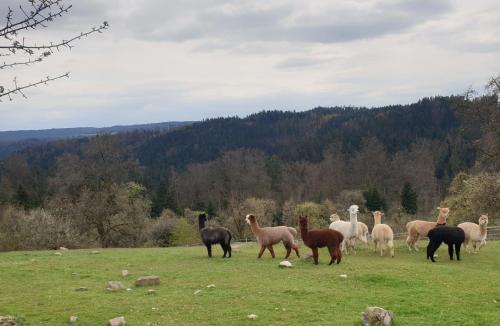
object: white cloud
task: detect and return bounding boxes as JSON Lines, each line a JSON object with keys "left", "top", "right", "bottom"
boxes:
{"left": 1, "top": 0, "right": 499, "bottom": 131}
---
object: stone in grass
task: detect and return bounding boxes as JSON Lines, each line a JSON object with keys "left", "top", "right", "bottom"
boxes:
{"left": 121, "top": 270, "right": 129, "bottom": 277}
{"left": 206, "top": 284, "right": 216, "bottom": 288}
{"left": 59, "top": 247, "right": 68, "bottom": 251}
{"left": 108, "top": 316, "right": 126, "bottom": 326}
{"left": 303, "top": 252, "right": 314, "bottom": 260}
{"left": 0, "top": 316, "right": 17, "bottom": 326}
{"left": 107, "top": 281, "right": 126, "bottom": 291}
{"left": 69, "top": 316, "right": 77, "bottom": 323}
{"left": 54, "top": 252, "right": 62, "bottom": 256}
{"left": 75, "top": 287, "right": 88, "bottom": 292}
{"left": 362, "top": 307, "right": 394, "bottom": 326}
{"left": 279, "top": 260, "right": 292, "bottom": 268}
{"left": 147, "top": 289, "right": 156, "bottom": 295}
{"left": 135, "top": 276, "right": 160, "bottom": 287}
{"left": 247, "top": 314, "right": 258, "bottom": 320}
{"left": 90, "top": 250, "right": 100, "bottom": 254}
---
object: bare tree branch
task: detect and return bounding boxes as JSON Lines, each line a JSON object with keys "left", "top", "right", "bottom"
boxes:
{"left": 0, "top": 0, "right": 108, "bottom": 101}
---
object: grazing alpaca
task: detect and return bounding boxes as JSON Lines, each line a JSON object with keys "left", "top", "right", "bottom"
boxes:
{"left": 371, "top": 211, "right": 394, "bottom": 257}
{"left": 329, "top": 205, "right": 359, "bottom": 253}
{"left": 198, "top": 214, "right": 232, "bottom": 258}
{"left": 458, "top": 215, "right": 488, "bottom": 253}
{"left": 299, "top": 216, "right": 344, "bottom": 265}
{"left": 245, "top": 214, "right": 299, "bottom": 259}
{"left": 406, "top": 207, "right": 449, "bottom": 251}
{"left": 427, "top": 226, "right": 465, "bottom": 262}
{"left": 329, "top": 213, "right": 368, "bottom": 250}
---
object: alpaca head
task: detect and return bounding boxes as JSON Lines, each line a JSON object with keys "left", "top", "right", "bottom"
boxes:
{"left": 348, "top": 205, "right": 359, "bottom": 215}
{"left": 298, "top": 216, "right": 308, "bottom": 228}
{"left": 437, "top": 207, "right": 450, "bottom": 219}
{"left": 372, "top": 211, "right": 384, "bottom": 219}
{"left": 245, "top": 214, "right": 256, "bottom": 225}
{"left": 198, "top": 213, "right": 207, "bottom": 223}
{"left": 479, "top": 214, "right": 489, "bottom": 226}
{"left": 330, "top": 213, "right": 340, "bottom": 222}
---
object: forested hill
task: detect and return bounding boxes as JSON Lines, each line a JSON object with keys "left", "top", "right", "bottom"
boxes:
{"left": 3, "top": 95, "right": 495, "bottom": 220}
{"left": 137, "top": 96, "right": 461, "bottom": 168}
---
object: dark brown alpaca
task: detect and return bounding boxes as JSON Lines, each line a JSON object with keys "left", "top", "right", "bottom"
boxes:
{"left": 299, "top": 216, "right": 344, "bottom": 265}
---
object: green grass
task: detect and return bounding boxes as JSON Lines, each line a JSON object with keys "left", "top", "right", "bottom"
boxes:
{"left": 1, "top": 241, "right": 500, "bottom": 325}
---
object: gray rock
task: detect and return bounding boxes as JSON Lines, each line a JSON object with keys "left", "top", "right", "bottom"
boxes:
{"left": 0, "top": 316, "right": 17, "bottom": 326}
{"left": 362, "top": 307, "right": 394, "bottom": 326}
{"left": 135, "top": 276, "right": 160, "bottom": 287}
{"left": 69, "top": 316, "right": 77, "bottom": 323}
{"left": 106, "top": 281, "right": 126, "bottom": 291}
{"left": 108, "top": 316, "right": 125, "bottom": 326}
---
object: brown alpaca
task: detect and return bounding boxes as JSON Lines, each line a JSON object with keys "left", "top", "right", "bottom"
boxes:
{"left": 299, "top": 216, "right": 344, "bottom": 265}
{"left": 245, "top": 214, "right": 300, "bottom": 259}
{"left": 406, "top": 207, "right": 449, "bottom": 251}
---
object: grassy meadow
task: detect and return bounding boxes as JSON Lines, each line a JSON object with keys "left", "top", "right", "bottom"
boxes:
{"left": 1, "top": 241, "right": 499, "bottom": 325}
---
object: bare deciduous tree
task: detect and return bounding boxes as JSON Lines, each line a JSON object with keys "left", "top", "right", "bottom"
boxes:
{"left": 0, "top": 0, "right": 108, "bottom": 101}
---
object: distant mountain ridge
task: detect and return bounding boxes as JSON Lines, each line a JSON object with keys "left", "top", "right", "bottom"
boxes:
{"left": 0, "top": 121, "right": 193, "bottom": 142}
{"left": 0, "top": 121, "right": 193, "bottom": 158}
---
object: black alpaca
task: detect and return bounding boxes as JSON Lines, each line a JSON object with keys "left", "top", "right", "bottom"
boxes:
{"left": 198, "top": 214, "right": 232, "bottom": 258}
{"left": 427, "top": 226, "right": 465, "bottom": 262}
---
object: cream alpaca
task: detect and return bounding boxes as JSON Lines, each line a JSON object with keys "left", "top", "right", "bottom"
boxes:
{"left": 406, "top": 207, "right": 449, "bottom": 251}
{"left": 245, "top": 214, "right": 300, "bottom": 259}
{"left": 458, "top": 215, "right": 488, "bottom": 253}
{"left": 329, "top": 205, "right": 359, "bottom": 253}
{"left": 371, "top": 211, "right": 394, "bottom": 257}
{"left": 329, "top": 213, "right": 368, "bottom": 250}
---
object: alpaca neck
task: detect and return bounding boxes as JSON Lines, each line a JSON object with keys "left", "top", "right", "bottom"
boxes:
{"left": 249, "top": 220, "right": 261, "bottom": 234}
{"left": 198, "top": 218, "right": 206, "bottom": 231}
{"left": 436, "top": 213, "right": 446, "bottom": 224}
{"left": 349, "top": 212, "right": 358, "bottom": 232}
{"left": 373, "top": 216, "right": 382, "bottom": 225}
{"left": 299, "top": 225, "right": 309, "bottom": 242}
{"left": 479, "top": 223, "right": 487, "bottom": 238}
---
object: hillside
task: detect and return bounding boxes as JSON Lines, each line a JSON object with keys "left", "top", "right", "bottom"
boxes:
{"left": 0, "top": 121, "right": 192, "bottom": 159}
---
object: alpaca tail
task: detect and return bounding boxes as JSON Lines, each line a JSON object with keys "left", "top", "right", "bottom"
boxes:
{"left": 288, "top": 227, "right": 298, "bottom": 238}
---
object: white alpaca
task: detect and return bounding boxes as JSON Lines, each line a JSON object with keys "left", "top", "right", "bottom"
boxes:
{"left": 329, "top": 205, "right": 359, "bottom": 253}
{"left": 458, "top": 215, "right": 488, "bottom": 253}
{"left": 371, "top": 211, "right": 394, "bottom": 257}
{"left": 329, "top": 213, "right": 368, "bottom": 250}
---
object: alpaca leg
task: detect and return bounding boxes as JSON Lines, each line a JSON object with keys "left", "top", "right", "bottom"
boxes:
{"left": 284, "top": 243, "right": 292, "bottom": 259}
{"left": 406, "top": 236, "right": 413, "bottom": 252}
{"left": 455, "top": 243, "right": 461, "bottom": 261}
{"left": 257, "top": 245, "right": 266, "bottom": 258}
{"left": 227, "top": 243, "right": 232, "bottom": 258}
{"left": 373, "top": 239, "right": 378, "bottom": 252}
{"left": 448, "top": 244, "right": 454, "bottom": 260}
{"left": 292, "top": 243, "right": 300, "bottom": 257}
{"left": 388, "top": 240, "right": 394, "bottom": 258}
{"left": 206, "top": 244, "right": 212, "bottom": 257}
{"left": 335, "top": 246, "right": 342, "bottom": 264}
{"left": 312, "top": 247, "right": 319, "bottom": 265}
{"left": 427, "top": 241, "right": 439, "bottom": 262}
{"left": 220, "top": 243, "right": 227, "bottom": 258}
{"left": 328, "top": 247, "right": 335, "bottom": 265}
{"left": 380, "top": 242, "right": 385, "bottom": 257}
{"left": 267, "top": 245, "right": 276, "bottom": 258}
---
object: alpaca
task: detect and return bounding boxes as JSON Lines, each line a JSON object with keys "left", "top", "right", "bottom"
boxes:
{"left": 406, "top": 207, "right": 449, "bottom": 251}
{"left": 458, "top": 215, "right": 488, "bottom": 253}
{"left": 299, "top": 216, "right": 344, "bottom": 265}
{"left": 245, "top": 214, "right": 299, "bottom": 259}
{"left": 371, "top": 211, "right": 394, "bottom": 257}
{"left": 329, "top": 213, "right": 368, "bottom": 250}
{"left": 329, "top": 205, "right": 359, "bottom": 253}
{"left": 426, "top": 226, "right": 465, "bottom": 262}
{"left": 198, "top": 214, "right": 232, "bottom": 258}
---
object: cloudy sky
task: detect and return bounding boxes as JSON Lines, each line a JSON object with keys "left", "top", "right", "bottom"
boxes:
{"left": 1, "top": 0, "right": 500, "bottom": 131}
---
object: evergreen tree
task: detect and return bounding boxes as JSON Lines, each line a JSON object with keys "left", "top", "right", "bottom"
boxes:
{"left": 363, "top": 186, "right": 387, "bottom": 212}
{"left": 401, "top": 182, "right": 418, "bottom": 214}
{"left": 14, "top": 184, "right": 30, "bottom": 210}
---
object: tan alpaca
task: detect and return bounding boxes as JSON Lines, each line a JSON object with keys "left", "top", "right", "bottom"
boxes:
{"left": 371, "top": 211, "right": 394, "bottom": 257}
{"left": 329, "top": 213, "right": 369, "bottom": 250}
{"left": 406, "top": 207, "right": 449, "bottom": 251}
{"left": 245, "top": 214, "right": 300, "bottom": 259}
{"left": 458, "top": 215, "right": 488, "bottom": 253}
